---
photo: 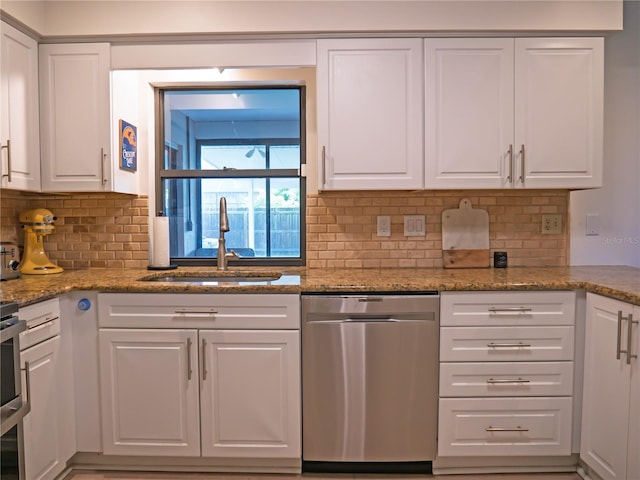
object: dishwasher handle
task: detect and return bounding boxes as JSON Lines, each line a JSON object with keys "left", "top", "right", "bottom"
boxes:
{"left": 344, "top": 315, "right": 395, "bottom": 322}
{"left": 307, "top": 312, "right": 436, "bottom": 323}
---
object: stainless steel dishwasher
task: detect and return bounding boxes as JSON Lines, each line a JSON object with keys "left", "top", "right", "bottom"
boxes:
{"left": 302, "top": 293, "right": 439, "bottom": 473}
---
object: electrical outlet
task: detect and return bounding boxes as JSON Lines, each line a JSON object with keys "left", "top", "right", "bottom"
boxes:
{"left": 542, "top": 214, "right": 562, "bottom": 234}
{"left": 377, "top": 216, "right": 391, "bottom": 237}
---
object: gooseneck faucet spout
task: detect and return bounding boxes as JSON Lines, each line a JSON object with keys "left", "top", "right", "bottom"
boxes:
{"left": 217, "top": 197, "right": 238, "bottom": 271}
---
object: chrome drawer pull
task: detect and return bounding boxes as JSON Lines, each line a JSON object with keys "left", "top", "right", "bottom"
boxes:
{"left": 174, "top": 308, "right": 218, "bottom": 316}
{"left": 488, "top": 307, "right": 533, "bottom": 314}
{"left": 486, "top": 426, "right": 529, "bottom": 433}
{"left": 487, "top": 342, "right": 531, "bottom": 348}
{"left": 487, "top": 377, "right": 530, "bottom": 384}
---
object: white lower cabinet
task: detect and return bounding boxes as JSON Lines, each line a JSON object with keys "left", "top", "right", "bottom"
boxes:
{"left": 200, "top": 330, "right": 300, "bottom": 458}
{"left": 19, "top": 298, "right": 74, "bottom": 480}
{"left": 99, "top": 328, "right": 200, "bottom": 456}
{"left": 97, "top": 293, "right": 301, "bottom": 462}
{"left": 21, "top": 337, "right": 62, "bottom": 480}
{"left": 580, "top": 293, "right": 639, "bottom": 480}
{"left": 438, "top": 291, "right": 576, "bottom": 458}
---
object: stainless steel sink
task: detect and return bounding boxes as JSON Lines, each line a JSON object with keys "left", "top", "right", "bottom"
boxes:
{"left": 139, "top": 272, "right": 282, "bottom": 284}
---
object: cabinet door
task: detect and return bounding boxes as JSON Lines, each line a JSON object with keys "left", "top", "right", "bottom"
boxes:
{"left": 514, "top": 38, "right": 603, "bottom": 188}
{"left": 39, "top": 43, "right": 111, "bottom": 192}
{"left": 424, "top": 38, "right": 514, "bottom": 189}
{"left": 99, "top": 328, "right": 200, "bottom": 456}
{"left": 20, "top": 336, "right": 63, "bottom": 480}
{"left": 317, "top": 38, "right": 423, "bottom": 190}
{"left": 629, "top": 304, "right": 640, "bottom": 480}
{"left": 200, "top": 330, "right": 300, "bottom": 459}
{"left": 0, "top": 22, "right": 40, "bottom": 191}
{"left": 581, "top": 293, "right": 632, "bottom": 480}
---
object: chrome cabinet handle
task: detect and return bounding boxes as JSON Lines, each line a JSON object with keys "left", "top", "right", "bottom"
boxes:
{"left": 101, "top": 148, "right": 108, "bottom": 185}
{"left": 486, "top": 426, "right": 529, "bottom": 432}
{"left": 321, "top": 145, "right": 326, "bottom": 188}
{"left": 488, "top": 307, "right": 533, "bottom": 314}
{"left": 617, "top": 310, "right": 624, "bottom": 360}
{"left": 26, "top": 320, "right": 56, "bottom": 334}
{"left": 1, "top": 140, "right": 11, "bottom": 183}
{"left": 627, "top": 313, "right": 638, "bottom": 365}
{"left": 487, "top": 342, "right": 531, "bottom": 348}
{"left": 201, "top": 338, "right": 208, "bottom": 381}
{"left": 519, "top": 144, "right": 525, "bottom": 184}
{"left": 487, "top": 377, "right": 530, "bottom": 384}
{"left": 186, "top": 337, "right": 193, "bottom": 381}
{"left": 507, "top": 144, "right": 513, "bottom": 183}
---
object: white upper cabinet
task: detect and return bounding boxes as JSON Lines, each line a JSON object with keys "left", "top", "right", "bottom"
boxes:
{"left": 515, "top": 38, "right": 603, "bottom": 188}
{"left": 39, "top": 43, "right": 113, "bottom": 192}
{"left": 425, "top": 37, "right": 603, "bottom": 189}
{"left": 317, "top": 38, "right": 424, "bottom": 190}
{"left": 425, "top": 38, "right": 514, "bottom": 189}
{"left": 0, "top": 21, "right": 41, "bottom": 192}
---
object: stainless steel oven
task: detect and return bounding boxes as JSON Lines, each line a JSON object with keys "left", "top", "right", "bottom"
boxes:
{"left": 1, "top": 302, "right": 29, "bottom": 480}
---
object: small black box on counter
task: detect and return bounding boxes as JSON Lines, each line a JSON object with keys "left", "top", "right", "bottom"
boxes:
{"left": 493, "top": 251, "right": 508, "bottom": 268}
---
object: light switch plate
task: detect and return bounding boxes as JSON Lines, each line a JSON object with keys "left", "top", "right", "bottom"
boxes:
{"left": 404, "top": 215, "right": 425, "bottom": 236}
{"left": 585, "top": 213, "right": 600, "bottom": 236}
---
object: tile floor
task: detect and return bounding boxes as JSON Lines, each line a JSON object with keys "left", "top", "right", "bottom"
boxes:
{"left": 66, "top": 472, "right": 582, "bottom": 480}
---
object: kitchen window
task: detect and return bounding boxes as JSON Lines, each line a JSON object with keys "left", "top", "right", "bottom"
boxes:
{"left": 156, "top": 87, "right": 306, "bottom": 266}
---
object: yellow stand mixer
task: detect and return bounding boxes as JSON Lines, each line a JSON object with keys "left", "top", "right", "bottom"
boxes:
{"left": 19, "top": 208, "right": 64, "bottom": 274}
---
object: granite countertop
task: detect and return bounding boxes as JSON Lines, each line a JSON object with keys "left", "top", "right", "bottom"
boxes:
{"left": 2, "top": 265, "right": 639, "bottom": 307}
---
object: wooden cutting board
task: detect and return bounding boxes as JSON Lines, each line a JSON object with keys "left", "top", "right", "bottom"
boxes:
{"left": 441, "top": 198, "right": 490, "bottom": 268}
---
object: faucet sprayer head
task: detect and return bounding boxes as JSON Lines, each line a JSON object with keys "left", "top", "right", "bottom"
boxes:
{"left": 219, "top": 197, "right": 230, "bottom": 232}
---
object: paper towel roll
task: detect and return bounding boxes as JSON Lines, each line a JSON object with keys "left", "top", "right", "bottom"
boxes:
{"left": 151, "top": 216, "right": 170, "bottom": 267}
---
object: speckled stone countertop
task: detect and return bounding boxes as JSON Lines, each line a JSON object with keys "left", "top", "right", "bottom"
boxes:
{"left": 2, "top": 265, "right": 639, "bottom": 307}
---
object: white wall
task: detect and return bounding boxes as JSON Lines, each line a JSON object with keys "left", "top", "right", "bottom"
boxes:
{"left": 570, "top": 0, "right": 640, "bottom": 267}
{"left": 1, "top": 0, "right": 622, "bottom": 37}
{"left": 110, "top": 70, "right": 145, "bottom": 195}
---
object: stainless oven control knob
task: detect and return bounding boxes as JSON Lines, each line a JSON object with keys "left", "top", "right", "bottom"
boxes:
{"left": 8, "top": 260, "right": 19, "bottom": 270}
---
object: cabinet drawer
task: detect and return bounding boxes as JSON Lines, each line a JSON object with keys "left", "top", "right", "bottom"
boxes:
{"left": 439, "top": 361, "right": 574, "bottom": 397}
{"left": 438, "top": 397, "right": 573, "bottom": 457}
{"left": 19, "top": 298, "right": 61, "bottom": 350}
{"left": 440, "top": 291, "right": 576, "bottom": 327}
{"left": 98, "top": 293, "right": 300, "bottom": 329}
{"left": 440, "top": 326, "right": 574, "bottom": 362}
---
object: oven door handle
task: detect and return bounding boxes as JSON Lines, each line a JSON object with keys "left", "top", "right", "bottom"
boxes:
{"left": 0, "top": 396, "right": 30, "bottom": 437}
{"left": 0, "top": 319, "right": 27, "bottom": 343}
